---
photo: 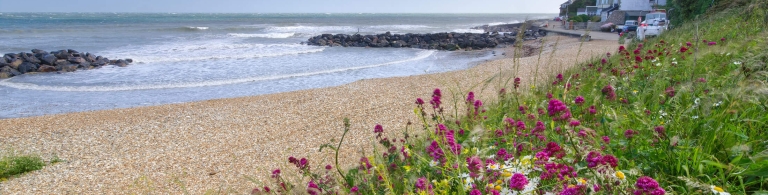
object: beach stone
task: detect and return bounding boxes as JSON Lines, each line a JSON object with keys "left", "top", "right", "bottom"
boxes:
{"left": 40, "top": 54, "right": 57, "bottom": 65}
{"left": 114, "top": 59, "right": 128, "bottom": 67}
{"left": 58, "top": 64, "right": 78, "bottom": 72}
{"left": 8, "top": 58, "right": 22, "bottom": 69}
{"left": 31, "top": 49, "right": 47, "bottom": 54}
{"left": 67, "top": 49, "right": 79, "bottom": 54}
{"left": 54, "top": 59, "right": 70, "bottom": 66}
{"left": 53, "top": 50, "right": 71, "bottom": 59}
{"left": 85, "top": 53, "right": 96, "bottom": 62}
{"left": 1, "top": 66, "right": 21, "bottom": 77}
{"left": 20, "top": 52, "right": 41, "bottom": 64}
{"left": 125, "top": 58, "right": 133, "bottom": 63}
{"left": 38, "top": 65, "right": 57, "bottom": 72}
{"left": 78, "top": 61, "right": 91, "bottom": 69}
{"left": 17, "top": 62, "right": 38, "bottom": 74}
{"left": 68, "top": 57, "right": 85, "bottom": 64}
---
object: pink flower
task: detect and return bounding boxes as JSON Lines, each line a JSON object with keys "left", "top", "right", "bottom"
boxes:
{"left": 679, "top": 46, "right": 688, "bottom": 53}
{"left": 588, "top": 105, "right": 597, "bottom": 115}
{"left": 624, "top": 129, "right": 637, "bottom": 139}
{"left": 466, "top": 92, "right": 475, "bottom": 103}
{"left": 446, "top": 130, "right": 461, "bottom": 155}
{"left": 430, "top": 88, "right": 442, "bottom": 108}
{"left": 665, "top": 87, "right": 675, "bottom": 97}
{"left": 271, "top": 169, "right": 281, "bottom": 178}
{"left": 601, "top": 58, "right": 608, "bottom": 64}
{"left": 467, "top": 156, "right": 483, "bottom": 173}
{"left": 470, "top": 189, "right": 482, "bottom": 195}
{"left": 514, "top": 77, "right": 521, "bottom": 89}
{"left": 602, "top": 85, "right": 616, "bottom": 100}
{"left": 307, "top": 180, "right": 321, "bottom": 195}
{"left": 586, "top": 151, "right": 603, "bottom": 168}
{"left": 350, "top": 186, "right": 359, "bottom": 193}
{"left": 509, "top": 173, "right": 529, "bottom": 191}
{"left": 708, "top": 42, "right": 717, "bottom": 46}
{"left": 686, "top": 42, "right": 692, "bottom": 47}
{"left": 603, "top": 155, "right": 618, "bottom": 167}
{"left": 606, "top": 52, "right": 611, "bottom": 57}
{"left": 636, "top": 56, "right": 643, "bottom": 63}
{"left": 602, "top": 136, "right": 610, "bottom": 143}
{"left": 697, "top": 78, "right": 707, "bottom": 83}
{"left": 415, "top": 177, "right": 432, "bottom": 191}
{"left": 426, "top": 141, "right": 444, "bottom": 162}
{"left": 574, "top": 96, "right": 585, "bottom": 105}
{"left": 619, "top": 45, "right": 626, "bottom": 51}
{"left": 374, "top": 124, "right": 384, "bottom": 133}
{"left": 519, "top": 106, "right": 526, "bottom": 114}
{"left": 634, "top": 176, "right": 664, "bottom": 195}
{"left": 325, "top": 164, "right": 332, "bottom": 170}
{"left": 569, "top": 119, "right": 581, "bottom": 127}
{"left": 415, "top": 98, "right": 424, "bottom": 105}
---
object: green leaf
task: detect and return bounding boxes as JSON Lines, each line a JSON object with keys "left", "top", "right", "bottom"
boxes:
{"left": 701, "top": 160, "right": 729, "bottom": 169}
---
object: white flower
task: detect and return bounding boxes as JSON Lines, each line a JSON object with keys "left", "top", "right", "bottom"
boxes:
{"left": 429, "top": 160, "right": 438, "bottom": 167}
{"left": 734, "top": 61, "right": 742, "bottom": 65}
{"left": 471, "top": 136, "right": 478, "bottom": 143}
{"left": 672, "top": 61, "right": 678, "bottom": 65}
{"left": 714, "top": 101, "right": 722, "bottom": 107}
{"left": 459, "top": 173, "right": 470, "bottom": 178}
{"left": 463, "top": 177, "right": 475, "bottom": 189}
{"left": 711, "top": 185, "right": 731, "bottom": 195}
{"left": 692, "top": 115, "right": 699, "bottom": 119}
{"left": 694, "top": 98, "right": 701, "bottom": 105}
{"left": 487, "top": 163, "right": 500, "bottom": 170}
{"left": 488, "top": 154, "right": 496, "bottom": 159}
{"left": 656, "top": 62, "right": 662, "bottom": 66}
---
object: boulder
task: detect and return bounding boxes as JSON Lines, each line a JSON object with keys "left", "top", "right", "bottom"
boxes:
{"left": 78, "top": 61, "right": 92, "bottom": 69}
{"left": 38, "top": 65, "right": 57, "bottom": 72}
{"left": 17, "top": 62, "right": 38, "bottom": 74}
{"left": 114, "top": 59, "right": 128, "bottom": 67}
{"left": 1, "top": 66, "right": 21, "bottom": 77}
{"left": 53, "top": 50, "right": 70, "bottom": 59}
{"left": 57, "top": 64, "right": 78, "bottom": 72}
{"left": 68, "top": 57, "right": 85, "bottom": 64}
{"left": 40, "top": 54, "right": 57, "bottom": 65}
{"left": 125, "top": 58, "right": 133, "bottom": 63}
{"left": 31, "top": 49, "right": 47, "bottom": 54}
{"left": 55, "top": 59, "right": 70, "bottom": 66}
{"left": 20, "top": 52, "right": 41, "bottom": 64}
{"left": 84, "top": 53, "right": 96, "bottom": 62}
{"left": 8, "top": 58, "right": 22, "bottom": 69}
{"left": 67, "top": 49, "right": 79, "bottom": 54}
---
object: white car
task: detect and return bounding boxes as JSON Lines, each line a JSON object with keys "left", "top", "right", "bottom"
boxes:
{"left": 637, "top": 12, "right": 669, "bottom": 40}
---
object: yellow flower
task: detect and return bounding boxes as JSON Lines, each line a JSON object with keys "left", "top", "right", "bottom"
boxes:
{"left": 578, "top": 178, "right": 587, "bottom": 185}
{"left": 462, "top": 148, "right": 469, "bottom": 154}
{"left": 403, "top": 165, "right": 411, "bottom": 172}
{"left": 712, "top": 186, "right": 724, "bottom": 192}
{"left": 496, "top": 180, "right": 503, "bottom": 185}
{"left": 711, "top": 185, "right": 730, "bottom": 195}
{"left": 632, "top": 90, "right": 638, "bottom": 94}
{"left": 501, "top": 171, "right": 512, "bottom": 178}
{"left": 615, "top": 171, "right": 626, "bottom": 180}
{"left": 494, "top": 185, "right": 502, "bottom": 191}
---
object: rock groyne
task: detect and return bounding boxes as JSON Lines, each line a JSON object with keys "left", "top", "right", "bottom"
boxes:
{"left": 0, "top": 49, "right": 133, "bottom": 78}
{"left": 305, "top": 30, "right": 546, "bottom": 51}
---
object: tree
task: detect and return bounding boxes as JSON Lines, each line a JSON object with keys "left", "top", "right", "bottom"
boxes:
{"left": 668, "top": 0, "right": 720, "bottom": 26}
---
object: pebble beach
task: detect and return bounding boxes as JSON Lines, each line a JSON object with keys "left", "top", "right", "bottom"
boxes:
{"left": 0, "top": 36, "right": 618, "bottom": 194}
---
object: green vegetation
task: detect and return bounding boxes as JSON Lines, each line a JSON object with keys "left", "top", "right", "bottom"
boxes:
{"left": 569, "top": 14, "right": 592, "bottom": 23}
{"left": 251, "top": 1, "right": 767, "bottom": 194}
{"left": 0, "top": 152, "right": 46, "bottom": 181}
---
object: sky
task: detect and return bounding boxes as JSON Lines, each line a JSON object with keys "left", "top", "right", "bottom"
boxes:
{"left": 0, "top": 0, "right": 563, "bottom": 13}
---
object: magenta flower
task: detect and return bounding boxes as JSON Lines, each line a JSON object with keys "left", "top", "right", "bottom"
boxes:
{"left": 534, "top": 121, "right": 546, "bottom": 133}
{"left": 635, "top": 56, "right": 643, "bottom": 63}
{"left": 516, "top": 121, "right": 527, "bottom": 130}
{"left": 569, "top": 119, "right": 581, "bottom": 127}
{"left": 509, "top": 173, "right": 529, "bottom": 191}
{"left": 446, "top": 130, "right": 461, "bottom": 155}
{"left": 679, "top": 46, "right": 688, "bottom": 53}
{"left": 602, "top": 136, "right": 610, "bottom": 144}
{"left": 415, "top": 177, "right": 432, "bottom": 191}
{"left": 708, "top": 41, "right": 717, "bottom": 46}
{"left": 619, "top": 45, "right": 626, "bottom": 51}
{"left": 601, "top": 58, "right": 608, "bottom": 64}
{"left": 307, "top": 180, "right": 321, "bottom": 195}
{"left": 467, "top": 156, "right": 483, "bottom": 173}
{"left": 547, "top": 93, "right": 553, "bottom": 99}
{"left": 374, "top": 124, "right": 384, "bottom": 133}
{"left": 607, "top": 52, "right": 611, "bottom": 57}
{"left": 624, "top": 129, "right": 637, "bottom": 139}
{"left": 271, "top": 169, "right": 281, "bottom": 178}
{"left": 601, "top": 85, "right": 616, "bottom": 100}
{"left": 519, "top": 106, "right": 526, "bottom": 114}
{"left": 574, "top": 96, "right": 585, "bottom": 105}
{"left": 497, "top": 148, "right": 509, "bottom": 161}
{"left": 435, "top": 124, "right": 448, "bottom": 135}
{"left": 359, "top": 157, "right": 372, "bottom": 171}
{"left": 556, "top": 73, "right": 564, "bottom": 81}
{"left": 474, "top": 100, "right": 483, "bottom": 115}
{"left": 325, "top": 164, "right": 332, "bottom": 170}
{"left": 430, "top": 88, "right": 442, "bottom": 108}
{"left": 350, "top": 186, "right": 359, "bottom": 193}
{"left": 603, "top": 155, "right": 618, "bottom": 168}
{"left": 415, "top": 98, "right": 424, "bottom": 105}
{"left": 426, "top": 140, "right": 444, "bottom": 162}
{"left": 514, "top": 77, "right": 521, "bottom": 89}
{"left": 634, "top": 176, "right": 664, "bottom": 195}
{"left": 665, "top": 87, "right": 676, "bottom": 97}
{"left": 470, "top": 189, "right": 482, "bottom": 195}
{"left": 686, "top": 42, "right": 692, "bottom": 47}
{"left": 263, "top": 186, "right": 271, "bottom": 193}
{"left": 547, "top": 99, "right": 569, "bottom": 120}
{"left": 721, "top": 37, "right": 726, "bottom": 42}
{"left": 697, "top": 78, "right": 707, "bottom": 83}
{"left": 586, "top": 151, "right": 603, "bottom": 168}
{"left": 654, "top": 126, "right": 666, "bottom": 137}
{"left": 466, "top": 92, "right": 475, "bottom": 103}
{"left": 588, "top": 105, "right": 597, "bottom": 115}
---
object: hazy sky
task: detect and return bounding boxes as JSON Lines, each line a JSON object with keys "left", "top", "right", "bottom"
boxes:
{"left": 0, "top": 0, "right": 563, "bottom": 13}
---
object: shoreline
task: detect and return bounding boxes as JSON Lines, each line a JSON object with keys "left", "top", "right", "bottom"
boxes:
{"left": 0, "top": 35, "right": 618, "bottom": 193}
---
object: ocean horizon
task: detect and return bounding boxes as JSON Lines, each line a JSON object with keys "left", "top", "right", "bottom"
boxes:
{"left": 0, "top": 12, "right": 555, "bottom": 118}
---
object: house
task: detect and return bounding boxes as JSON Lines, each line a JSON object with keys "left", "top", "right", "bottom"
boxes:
{"left": 577, "top": 8, "right": 587, "bottom": 16}
{"left": 560, "top": 0, "right": 574, "bottom": 16}
{"left": 619, "top": 0, "right": 667, "bottom": 11}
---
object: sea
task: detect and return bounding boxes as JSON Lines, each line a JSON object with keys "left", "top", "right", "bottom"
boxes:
{"left": 0, "top": 13, "right": 554, "bottom": 118}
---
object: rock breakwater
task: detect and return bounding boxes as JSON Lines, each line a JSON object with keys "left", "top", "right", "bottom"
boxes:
{"left": 305, "top": 30, "right": 546, "bottom": 51}
{"left": 0, "top": 49, "right": 133, "bottom": 78}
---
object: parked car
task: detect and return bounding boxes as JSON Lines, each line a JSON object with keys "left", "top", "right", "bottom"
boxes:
{"left": 554, "top": 16, "right": 563, "bottom": 21}
{"left": 624, "top": 20, "right": 639, "bottom": 32}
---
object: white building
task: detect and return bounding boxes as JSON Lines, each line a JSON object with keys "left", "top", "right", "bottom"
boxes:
{"left": 619, "top": 0, "right": 667, "bottom": 11}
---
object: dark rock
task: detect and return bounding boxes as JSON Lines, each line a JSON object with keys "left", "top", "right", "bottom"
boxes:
{"left": 67, "top": 49, "right": 79, "bottom": 54}
{"left": 38, "top": 65, "right": 57, "bottom": 72}
{"left": 125, "top": 58, "right": 133, "bottom": 63}
{"left": 40, "top": 54, "right": 57, "bottom": 65}
{"left": 53, "top": 50, "right": 70, "bottom": 59}
{"left": 17, "top": 62, "right": 38, "bottom": 74}
{"left": 1, "top": 66, "right": 22, "bottom": 77}
{"left": 31, "top": 49, "right": 47, "bottom": 54}
{"left": 20, "top": 52, "right": 41, "bottom": 64}
{"left": 57, "top": 64, "right": 78, "bottom": 72}
{"left": 85, "top": 53, "right": 96, "bottom": 62}
{"left": 8, "top": 58, "right": 22, "bottom": 69}
{"left": 55, "top": 59, "right": 70, "bottom": 66}
{"left": 114, "top": 59, "right": 128, "bottom": 67}
{"left": 68, "top": 57, "right": 85, "bottom": 64}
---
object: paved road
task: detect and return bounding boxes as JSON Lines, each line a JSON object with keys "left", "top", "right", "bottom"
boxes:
{"left": 540, "top": 23, "right": 620, "bottom": 41}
